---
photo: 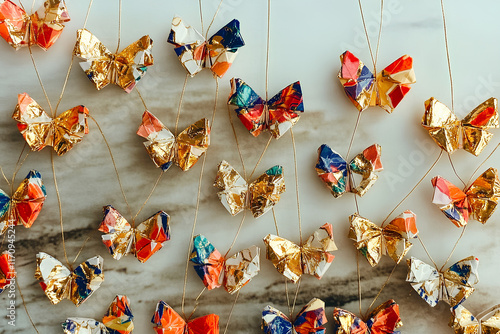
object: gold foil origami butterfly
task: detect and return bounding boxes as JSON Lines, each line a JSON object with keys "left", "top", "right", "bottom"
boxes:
{"left": 450, "top": 304, "right": 500, "bottom": 334}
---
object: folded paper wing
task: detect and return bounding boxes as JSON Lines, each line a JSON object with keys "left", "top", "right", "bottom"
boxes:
{"left": 0, "top": 0, "right": 70, "bottom": 50}
{"left": 0, "top": 251, "right": 15, "bottom": 294}
{"left": 348, "top": 210, "right": 418, "bottom": 267}
{"left": 450, "top": 304, "right": 500, "bottom": 334}
{"left": 422, "top": 97, "right": 499, "bottom": 156}
{"left": 13, "top": 93, "right": 89, "bottom": 155}
{"left": 151, "top": 300, "right": 219, "bottom": 334}
{"left": 406, "top": 256, "right": 479, "bottom": 308}
{"left": 98, "top": 205, "right": 171, "bottom": 263}
{"left": 35, "top": 252, "right": 104, "bottom": 306}
{"left": 0, "top": 169, "right": 46, "bottom": 234}
{"left": 74, "top": 29, "right": 153, "bottom": 93}
{"left": 264, "top": 223, "right": 337, "bottom": 283}
{"left": 262, "top": 298, "right": 327, "bottom": 334}
{"left": 228, "top": 78, "right": 303, "bottom": 138}
{"left": 137, "top": 111, "right": 210, "bottom": 172}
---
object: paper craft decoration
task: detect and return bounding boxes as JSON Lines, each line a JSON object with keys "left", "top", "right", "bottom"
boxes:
{"left": 167, "top": 16, "right": 244, "bottom": 77}
{"left": 332, "top": 299, "right": 402, "bottom": 334}
{"left": 422, "top": 97, "right": 499, "bottom": 156}
{"left": 338, "top": 51, "right": 415, "bottom": 113}
{"left": 0, "top": 251, "right": 15, "bottom": 294}
{"left": 152, "top": 300, "right": 219, "bottom": 334}
{"left": 214, "top": 160, "right": 285, "bottom": 218}
{"left": 62, "top": 295, "right": 134, "bottom": 334}
{"left": 348, "top": 210, "right": 418, "bottom": 267}
{"left": 431, "top": 168, "right": 500, "bottom": 227}
{"left": 450, "top": 304, "right": 500, "bottom": 334}
{"left": 0, "top": 0, "right": 70, "bottom": 50}
{"left": 137, "top": 111, "right": 210, "bottom": 171}
{"left": 98, "top": 205, "right": 171, "bottom": 263}
{"left": 263, "top": 223, "right": 337, "bottom": 283}
{"left": 74, "top": 29, "right": 154, "bottom": 93}
{"left": 13, "top": 93, "right": 89, "bottom": 155}
{"left": 190, "top": 234, "right": 259, "bottom": 294}
{"left": 262, "top": 298, "right": 327, "bottom": 334}
{"left": 406, "top": 256, "right": 479, "bottom": 308}
{"left": 315, "top": 143, "right": 382, "bottom": 198}
{"left": 0, "top": 169, "right": 46, "bottom": 235}
{"left": 35, "top": 252, "right": 104, "bottom": 306}
{"left": 228, "top": 78, "right": 304, "bottom": 138}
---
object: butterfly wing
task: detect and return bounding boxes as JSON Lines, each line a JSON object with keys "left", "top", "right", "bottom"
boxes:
{"left": 338, "top": 51, "right": 375, "bottom": 112}
{"left": 102, "top": 295, "right": 134, "bottom": 334}
{"left": 134, "top": 210, "right": 171, "bottom": 263}
{"left": 206, "top": 19, "right": 244, "bottom": 78}
{"left": 175, "top": 118, "right": 210, "bottom": 171}
{"left": 422, "top": 97, "right": 461, "bottom": 153}
{"left": 0, "top": 188, "right": 9, "bottom": 234}
{"left": 167, "top": 16, "right": 205, "bottom": 76}
{"left": 98, "top": 205, "right": 134, "bottom": 260}
{"left": 480, "top": 306, "right": 500, "bottom": 333}
{"left": 223, "top": 245, "right": 260, "bottom": 294}
{"left": 293, "top": 298, "right": 328, "bottom": 334}
{"left": 62, "top": 318, "right": 108, "bottom": 334}
{"left": 406, "top": 257, "right": 441, "bottom": 307}
{"left": 30, "top": 0, "right": 70, "bottom": 50}
{"left": 248, "top": 165, "right": 285, "bottom": 218}
{"left": 0, "top": 251, "right": 15, "bottom": 294}
{"left": 151, "top": 301, "right": 187, "bottom": 334}
{"left": 190, "top": 235, "right": 224, "bottom": 290}
{"left": 12, "top": 93, "right": 54, "bottom": 151}
{"left": 315, "top": 144, "right": 348, "bottom": 198}
{"left": 213, "top": 160, "right": 248, "bottom": 216}
{"left": 263, "top": 234, "right": 302, "bottom": 283}
{"left": 0, "top": 0, "right": 29, "bottom": 49}
{"left": 186, "top": 314, "right": 219, "bottom": 334}
{"left": 348, "top": 214, "right": 383, "bottom": 267}
{"left": 442, "top": 256, "right": 479, "bottom": 308}
{"left": 137, "top": 111, "right": 176, "bottom": 171}
{"left": 52, "top": 104, "right": 89, "bottom": 155}
{"left": 431, "top": 175, "right": 469, "bottom": 227}
{"left": 349, "top": 144, "right": 383, "bottom": 196}
{"left": 115, "top": 34, "right": 154, "bottom": 93}
{"left": 34, "top": 252, "right": 72, "bottom": 305}
{"left": 332, "top": 307, "right": 368, "bottom": 334}
{"left": 69, "top": 256, "right": 104, "bottom": 306}
{"left": 465, "top": 168, "right": 500, "bottom": 224}
{"left": 228, "top": 78, "right": 267, "bottom": 137}
{"left": 376, "top": 55, "right": 415, "bottom": 113}
{"left": 301, "top": 223, "right": 337, "bottom": 279}
{"left": 262, "top": 305, "right": 293, "bottom": 334}
{"left": 365, "top": 299, "right": 403, "bottom": 334}
{"left": 267, "top": 81, "right": 304, "bottom": 138}
{"left": 383, "top": 210, "right": 418, "bottom": 264}
{"left": 449, "top": 305, "right": 480, "bottom": 334}
{"left": 461, "top": 98, "right": 499, "bottom": 156}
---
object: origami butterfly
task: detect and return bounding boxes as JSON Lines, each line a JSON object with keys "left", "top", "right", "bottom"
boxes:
{"left": 406, "top": 256, "right": 479, "bottom": 308}
{"left": 62, "top": 295, "right": 134, "bottom": 334}
{"left": 315, "top": 143, "right": 382, "bottom": 198}
{"left": 74, "top": 29, "right": 154, "bottom": 93}
{"left": 13, "top": 93, "right": 89, "bottom": 156}
{"left": 0, "top": 169, "right": 46, "bottom": 235}
{"left": 0, "top": 0, "right": 70, "bottom": 50}
{"left": 332, "top": 299, "right": 402, "bottom": 334}
{"left": 227, "top": 78, "right": 304, "bottom": 138}
{"left": 450, "top": 304, "right": 500, "bottom": 334}
{"left": 167, "top": 16, "right": 244, "bottom": 77}
{"left": 422, "top": 97, "right": 499, "bottom": 156}
{"left": 137, "top": 110, "right": 210, "bottom": 172}
{"left": 214, "top": 160, "right": 285, "bottom": 218}
{"left": 0, "top": 251, "right": 15, "bottom": 294}
{"left": 262, "top": 298, "right": 327, "bottom": 334}
{"left": 348, "top": 211, "right": 418, "bottom": 267}
{"left": 152, "top": 300, "right": 219, "bottom": 334}
{"left": 98, "top": 205, "right": 171, "bottom": 263}
{"left": 338, "top": 51, "right": 415, "bottom": 113}
{"left": 263, "top": 223, "right": 337, "bottom": 283}
{"left": 431, "top": 168, "right": 500, "bottom": 227}
{"left": 35, "top": 252, "right": 104, "bottom": 306}
{"left": 189, "top": 234, "right": 260, "bottom": 294}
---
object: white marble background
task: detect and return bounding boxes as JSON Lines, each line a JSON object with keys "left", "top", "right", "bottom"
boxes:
{"left": 1, "top": 0, "right": 500, "bottom": 333}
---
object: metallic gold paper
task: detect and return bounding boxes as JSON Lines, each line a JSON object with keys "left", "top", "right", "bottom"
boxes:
{"left": 450, "top": 304, "right": 500, "bottom": 334}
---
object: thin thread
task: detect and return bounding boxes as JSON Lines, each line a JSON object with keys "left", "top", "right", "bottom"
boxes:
{"left": 175, "top": 74, "right": 189, "bottom": 136}
{"left": 187, "top": 287, "right": 207, "bottom": 320}
{"left": 357, "top": 0, "right": 375, "bottom": 70}
{"left": 272, "top": 208, "right": 279, "bottom": 235}
{"left": 356, "top": 252, "right": 362, "bottom": 316}
{"left": 133, "top": 171, "right": 164, "bottom": 221}
{"left": 447, "top": 153, "right": 466, "bottom": 187}
{"left": 222, "top": 290, "right": 240, "bottom": 334}
{"left": 204, "top": 0, "right": 224, "bottom": 40}
{"left": 0, "top": 167, "right": 10, "bottom": 187}
{"left": 289, "top": 278, "right": 301, "bottom": 317}
{"left": 290, "top": 129, "right": 303, "bottom": 244}
{"left": 417, "top": 235, "right": 439, "bottom": 269}
{"left": 265, "top": 0, "right": 271, "bottom": 101}
{"left": 72, "top": 233, "right": 93, "bottom": 265}
{"left": 16, "top": 280, "right": 40, "bottom": 334}
{"left": 249, "top": 136, "right": 273, "bottom": 179}
{"left": 227, "top": 105, "right": 247, "bottom": 178}
{"left": 27, "top": 42, "right": 53, "bottom": 114}
{"left": 136, "top": 88, "right": 149, "bottom": 110}
{"left": 440, "top": 0, "right": 455, "bottom": 112}
{"left": 82, "top": 0, "right": 94, "bottom": 29}
{"left": 373, "top": 0, "right": 384, "bottom": 70}
{"left": 365, "top": 262, "right": 398, "bottom": 317}
{"left": 198, "top": 0, "right": 204, "bottom": 34}
{"left": 54, "top": 53, "right": 75, "bottom": 114}
{"left": 115, "top": 0, "right": 122, "bottom": 54}
{"left": 346, "top": 111, "right": 362, "bottom": 160}
{"left": 284, "top": 279, "right": 291, "bottom": 316}
{"left": 10, "top": 144, "right": 29, "bottom": 194}
{"left": 466, "top": 143, "right": 500, "bottom": 186}
{"left": 440, "top": 225, "right": 467, "bottom": 271}
{"left": 224, "top": 212, "right": 246, "bottom": 257}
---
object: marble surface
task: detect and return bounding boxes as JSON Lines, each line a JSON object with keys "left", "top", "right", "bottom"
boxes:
{"left": 1, "top": 0, "right": 500, "bottom": 333}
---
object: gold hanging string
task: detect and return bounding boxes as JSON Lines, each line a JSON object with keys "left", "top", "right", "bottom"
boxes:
{"left": 440, "top": 0, "right": 454, "bottom": 112}
{"left": 222, "top": 290, "right": 241, "bottom": 334}
{"left": 186, "top": 287, "right": 207, "bottom": 321}
{"left": 363, "top": 262, "right": 398, "bottom": 319}
{"left": 16, "top": 280, "right": 41, "bottom": 334}
{"left": 417, "top": 235, "right": 439, "bottom": 269}
{"left": 447, "top": 153, "right": 466, "bottom": 187}
{"left": 265, "top": 0, "right": 271, "bottom": 101}
{"left": 224, "top": 213, "right": 246, "bottom": 258}
{"left": 345, "top": 111, "right": 362, "bottom": 161}
{"left": 357, "top": 0, "right": 384, "bottom": 73}
{"left": 289, "top": 278, "right": 301, "bottom": 317}
{"left": 204, "top": 0, "right": 224, "bottom": 40}
{"left": 290, "top": 129, "right": 303, "bottom": 245}
{"left": 227, "top": 105, "right": 247, "bottom": 178}
{"left": 439, "top": 225, "right": 467, "bottom": 271}
{"left": 136, "top": 88, "right": 149, "bottom": 110}
{"left": 356, "top": 253, "right": 363, "bottom": 316}
{"left": 26, "top": 42, "right": 53, "bottom": 114}
{"left": 466, "top": 143, "right": 500, "bottom": 186}
{"left": 248, "top": 137, "right": 273, "bottom": 179}
{"left": 271, "top": 208, "right": 279, "bottom": 236}
{"left": 115, "top": 0, "right": 122, "bottom": 54}
{"left": 132, "top": 171, "right": 164, "bottom": 221}
{"left": 174, "top": 74, "right": 189, "bottom": 136}
{"left": 82, "top": 0, "right": 94, "bottom": 29}
{"left": 10, "top": 144, "right": 30, "bottom": 194}
{"left": 72, "top": 233, "right": 94, "bottom": 265}
{"left": 198, "top": 0, "right": 204, "bottom": 35}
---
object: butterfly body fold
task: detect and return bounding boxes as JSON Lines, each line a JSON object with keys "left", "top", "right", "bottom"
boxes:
{"left": 152, "top": 300, "right": 219, "bottom": 334}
